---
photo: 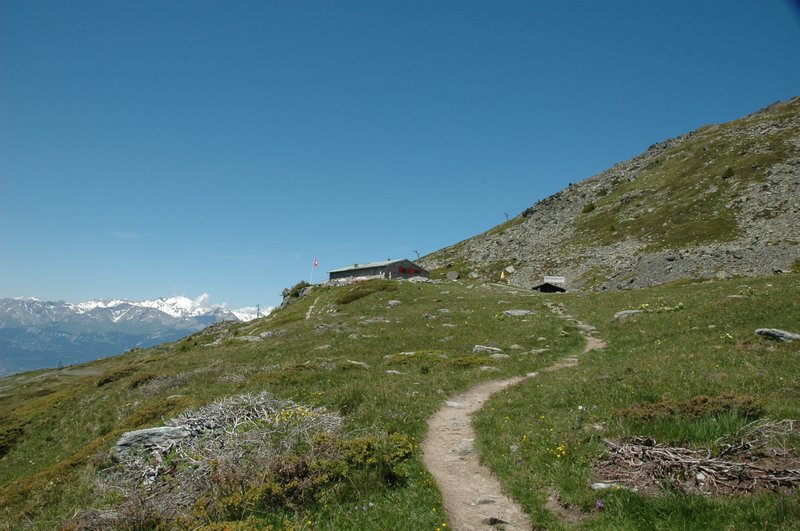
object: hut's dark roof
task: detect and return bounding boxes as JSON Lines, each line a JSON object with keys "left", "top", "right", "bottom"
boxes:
{"left": 532, "top": 282, "right": 566, "bottom": 293}
{"left": 328, "top": 259, "right": 418, "bottom": 274}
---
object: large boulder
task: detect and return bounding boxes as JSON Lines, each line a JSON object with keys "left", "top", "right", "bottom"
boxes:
{"left": 755, "top": 328, "right": 800, "bottom": 342}
{"left": 110, "top": 426, "right": 190, "bottom": 458}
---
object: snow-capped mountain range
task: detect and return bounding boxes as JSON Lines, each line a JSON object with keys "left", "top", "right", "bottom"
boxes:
{"left": 0, "top": 295, "right": 272, "bottom": 376}
{"left": 69, "top": 295, "right": 262, "bottom": 321}
{"left": 5, "top": 295, "right": 265, "bottom": 324}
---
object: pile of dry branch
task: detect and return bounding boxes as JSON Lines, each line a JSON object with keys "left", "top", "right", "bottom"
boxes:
{"left": 596, "top": 420, "right": 800, "bottom": 495}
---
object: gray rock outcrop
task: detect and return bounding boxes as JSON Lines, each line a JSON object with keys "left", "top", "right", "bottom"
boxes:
{"left": 110, "top": 426, "right": 190, "bottom": 458}
{"left": 420, "top": 97, "right": 800, "bottom": 292}
{"left": 755, "top": 328, "right": 800, "bottom": 342}
{"left": 614, "top": 309, "right": 645, "bottom": 320}
{"left": 474, "top": 345, "right": 503, "bottom": 354}
{"left": 502, "top": 309, "right": 536, "bottom": 317}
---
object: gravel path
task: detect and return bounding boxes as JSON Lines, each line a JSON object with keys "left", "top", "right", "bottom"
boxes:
{"left": 422, "top": 375, "right": 536, "bottom": 530}
{"left": 421, "top": 309, "right": 605, "bottom": 529}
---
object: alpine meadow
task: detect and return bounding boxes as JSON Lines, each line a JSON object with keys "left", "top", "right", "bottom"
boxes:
{"left": 1, "top": 97, "right": 799, "bottom": 530}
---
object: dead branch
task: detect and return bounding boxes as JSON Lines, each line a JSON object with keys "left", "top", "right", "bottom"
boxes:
{"left": 597, "top": 421, "right": 800, "bottom": 495}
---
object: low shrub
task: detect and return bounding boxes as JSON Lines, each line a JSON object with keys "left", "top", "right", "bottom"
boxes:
{"left": 619, "top": 395, "right": 764, "bottom": 446}
{"left": 283, "top": 280, "right": 311, "bottom": 299}
{"left": 96, "top": 366, "right": 136, "bottom": 387}
{"left": 619, "top": 395, "right": 762, "bottom": 422}
{"left": 0, "top": 417, "right": 25, "bottom": 458}
{"left": 335, "top": 279, "right": 398, "bottom": 305}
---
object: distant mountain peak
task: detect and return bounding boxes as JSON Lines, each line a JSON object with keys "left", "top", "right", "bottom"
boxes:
{"left": 0, "top": 295, "right": 273, "bottom": 375}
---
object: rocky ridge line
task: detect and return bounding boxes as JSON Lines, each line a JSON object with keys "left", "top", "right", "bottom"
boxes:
{"left": 421, "top": 97, "right": 800, "bottom": 291}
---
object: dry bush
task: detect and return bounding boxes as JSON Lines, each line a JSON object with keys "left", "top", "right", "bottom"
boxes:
{"left": 77, "top": 392, "right": 342, "bottom": 526}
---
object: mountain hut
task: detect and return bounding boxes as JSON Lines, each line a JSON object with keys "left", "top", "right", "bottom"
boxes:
{"left": 328, "top": 259, "right": 429, "bottom": 281}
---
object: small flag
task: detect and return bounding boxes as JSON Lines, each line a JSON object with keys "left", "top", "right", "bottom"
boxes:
{"left": 313, "top": 258, "right": 318, "bottom": 268}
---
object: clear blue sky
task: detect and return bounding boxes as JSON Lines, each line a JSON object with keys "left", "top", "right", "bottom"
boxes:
{"left": 2, "top": 1, "right": 799, "bottom": 310}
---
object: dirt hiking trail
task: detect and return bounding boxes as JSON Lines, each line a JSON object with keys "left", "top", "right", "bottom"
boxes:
{"left": 422, "top": 306, "right": 605, "bottom": 530}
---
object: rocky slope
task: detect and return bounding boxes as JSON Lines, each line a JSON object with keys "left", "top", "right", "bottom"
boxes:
{"left": 420, "top": 97, "right": 800, "bottom": 290}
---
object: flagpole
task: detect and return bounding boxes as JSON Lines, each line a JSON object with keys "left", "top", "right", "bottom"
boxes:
{"left": 310, "top": 258, "right": 318, "bottom": 284}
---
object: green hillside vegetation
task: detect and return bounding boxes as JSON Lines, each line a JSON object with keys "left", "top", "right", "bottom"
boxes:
{"left": 421, "top": 97, "right": 800, "bottom": 290}
{"left": 476, "top": 272, "right": 800, "bottom": 528}
{"left": 0, "top": 279, "right": 579, "bottom": 529}
{"left": 572, "top": 100, "right": 799, "bottom": 251}
{"left": 1, "top": 273, "right": 799, "bottom": 529}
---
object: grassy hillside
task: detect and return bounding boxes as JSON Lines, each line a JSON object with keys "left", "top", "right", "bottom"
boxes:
{"left": 1, "top": 273, "right": 798, "bottom": 529}
{"left": 476, "top": 272, "right": 800, "bottom": 529}
{"left": 571, "top": 99, "right": 799, "bottom": 251}
{"left": 0, "top": 278, "right": 579, "bottom": 529}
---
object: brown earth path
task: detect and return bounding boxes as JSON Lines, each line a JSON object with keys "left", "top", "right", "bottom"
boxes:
{"left": 421, "top": 303, "right": 605, "bottom": 530}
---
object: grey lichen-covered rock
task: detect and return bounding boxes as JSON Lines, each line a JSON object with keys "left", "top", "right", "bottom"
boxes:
{"left": 446, "top": 271, "right": 460, "bottom": 280}
{"left": 755, "top": 328, "right": 800, "bottom": 342}
{"left": 576, "top": 324, "right": 597, "bottom": 334}
{"left": 474, "top": 345, "right": 503, "bottom": 354}
{"left": 346, "top": 360, "right": 370, "bottom": 369}
{"left": 614, "top": 309, "right": 645, "bottom": 320}
{"left": 387, "top": 300, "right": 402, "bottom": 307}
{"left": 360, "top": 316, "right": 391, "bottom": 325}
{"left": 454, "top": 438, "right": 474, "bottom": 455}
{"left": 490, "top": 353, "right": 510, "bottom": 360}
{"left": 299, "top": 286, "right": 315, "bottom": 297}
{"left": 502, "top": 309, "right": 536, "bottom": 317}
{"left": 110, "top": 426, "right": 190, "bottom": 458}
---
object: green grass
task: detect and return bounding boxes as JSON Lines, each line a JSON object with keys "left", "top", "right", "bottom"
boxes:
{"left": 474, "top": 272, "right": 800, "bottom": 529}
{"left": 334, "top": 278, "right": 398, "bottom": 304}
{"left": 0, "top": 278, "right": 579, "bottom": 529}
{"left": 2, "top": 273, "right": 799, "bottom": 529}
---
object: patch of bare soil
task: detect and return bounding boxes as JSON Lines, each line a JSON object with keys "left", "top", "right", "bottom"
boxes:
{"left": 583, "top": 336, "right": 606, "bottom": 353}
{"left": 543, "top": 490, "right": 590, "bottom": 524}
